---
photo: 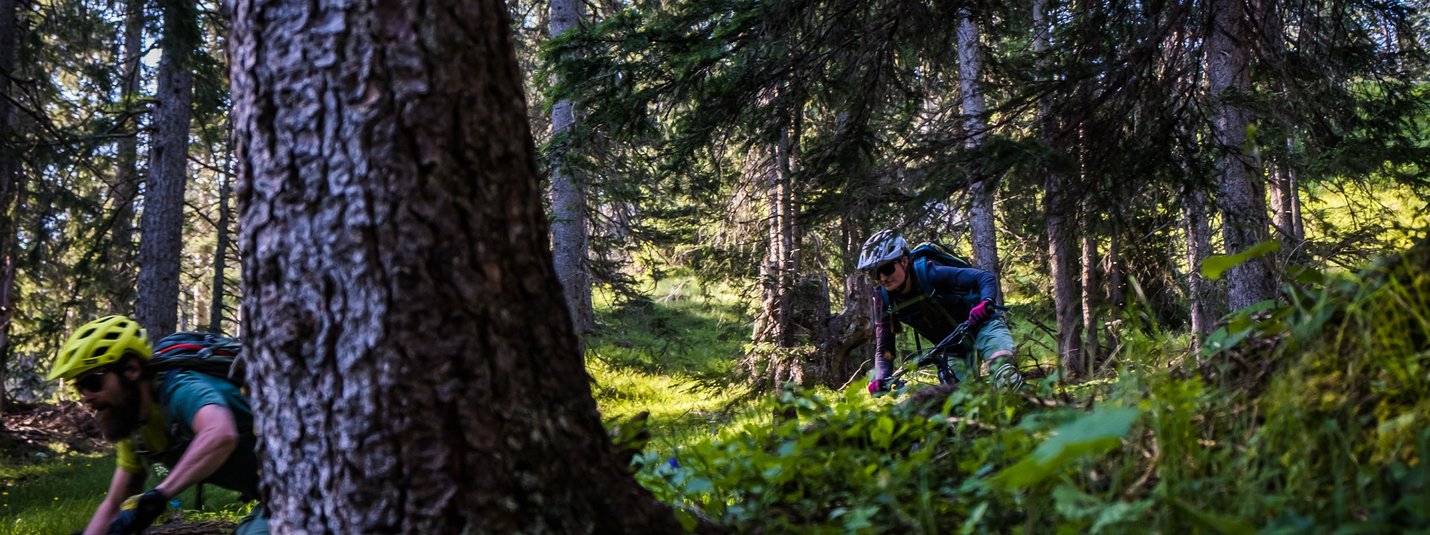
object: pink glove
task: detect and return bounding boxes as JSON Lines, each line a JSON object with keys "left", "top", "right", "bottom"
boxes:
{"left": 968, "top": 299, "right": 994, "bottom": 325}
{"left": 868, "top": 378, "right": 884, "bottom": 394}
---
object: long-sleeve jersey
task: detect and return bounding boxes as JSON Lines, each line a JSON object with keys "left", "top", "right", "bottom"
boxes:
{"left": 871, "top": 263, "right": 1000, "bottom": 380}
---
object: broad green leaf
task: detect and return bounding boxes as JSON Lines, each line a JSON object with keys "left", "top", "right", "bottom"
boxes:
{"left": 993, "top": 408, "right": 1141, "bottom": 489}
{"left": 1202, "top": 241, "right": 1282, "bottom": 280}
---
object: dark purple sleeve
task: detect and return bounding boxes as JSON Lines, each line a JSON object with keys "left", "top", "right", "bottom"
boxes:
{"left": 872, "top": 292, "right": 896, "bottom": 380}
{"left": 927, "top": 264, "right": 1000, "bottom": 303}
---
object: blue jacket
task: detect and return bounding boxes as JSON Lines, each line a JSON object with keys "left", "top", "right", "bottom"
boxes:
{"left": 871, "top": 263, "right": 999, "bottom": 380}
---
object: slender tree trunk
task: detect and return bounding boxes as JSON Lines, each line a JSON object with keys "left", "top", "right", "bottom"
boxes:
{"left": 548, "top": 0, "right": 594, "bottom": 335}
{"left": 1285, "top": 137, "right": 1304, "bottom": 243}
{"left": 107, "top": 0, "right": 144, "bottom": 312}
{"left": 757, "top": 136, "right": 799, "bottom": 349}
{"left": 959, "top": 7, "right": 998, "bottom": 276}
{"left": 1034, "top": 0, "right": 1083, "bottom": 376}
{"left": 1183, "top": 186, "right": 1215, "bottom": 338}
{"left": 1107, "top": 232, "right": 1125, "bottom": 311}
{"left": 228, "top": 0, "right": 690, "bottom": 529}
{"left": 208, "top": 165, "right": 231, "bottom": 333}
{"left": 136, "top": 0, "right": 196, "bottom": 339}
{"left": 1269, "top": 161, "right": 1290, "bottom": 240}
{"left": 1080, "top": 202, "right": 1099, "bottom": 363}
{"left": 1209, "top": 0, "right": 1276, "bottom": 311}
{"left": 0, "top": 0, "right": 18, "bottom": 415}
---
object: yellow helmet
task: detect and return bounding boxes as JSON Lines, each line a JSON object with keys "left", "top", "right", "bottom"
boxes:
{"left": 48, "top": 315, "right": 151, "bottom": 381}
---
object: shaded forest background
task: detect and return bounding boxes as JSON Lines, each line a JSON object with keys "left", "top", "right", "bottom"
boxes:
{"left": 0, "top": 0, "right": 1428, "bottom": 530}
{"left": 0, "top": 0, "right": 1427, "bottom": 396}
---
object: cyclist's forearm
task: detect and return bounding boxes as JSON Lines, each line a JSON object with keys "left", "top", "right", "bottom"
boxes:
{"left": 84, "top": 468, "right": 141, "bottom": 535}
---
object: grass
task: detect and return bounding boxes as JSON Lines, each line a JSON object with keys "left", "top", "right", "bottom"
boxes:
{"left": 0, "top": 448, "right": 252, "bottom": 534}
{"left": 586, "top": 275, "right": 754, "bottom": 448}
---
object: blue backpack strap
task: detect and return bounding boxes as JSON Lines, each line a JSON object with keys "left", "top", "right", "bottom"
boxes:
{"left": 912, "top": 257, "right": 959, "bottom": 329}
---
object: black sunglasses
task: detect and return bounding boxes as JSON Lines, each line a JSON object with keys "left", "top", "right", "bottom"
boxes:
{"left": 72, "top": 370, "right": 109, "bottom": 394}
{"left": 868, "top": 260, "right": 900, "bottom": 278}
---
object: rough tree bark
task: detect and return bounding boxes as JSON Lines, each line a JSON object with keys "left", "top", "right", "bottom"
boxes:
{"left": 107, "top": 0, "right": 144, "bottom": 312}
{"left": 548, "top": 0, "right": 595, "bottom": 335}
{"left": 1208, "top": 0, "right": 1276, "bottom": 311}
{"left": 959, "top": 6, "right": 999, "bottom": 276}
{"left": 227, "top": 0, "right": 690, "bottom": 529}
{"left": 1034, "top": 0, "right": 1083, "bottom": 376}
{"left": 136, "top": 0, "right": 196, "bottom": 339}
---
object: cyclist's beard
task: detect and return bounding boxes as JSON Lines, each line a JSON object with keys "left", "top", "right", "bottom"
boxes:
{"left": 95, "top": 377, "right": 143, "bottom": 441}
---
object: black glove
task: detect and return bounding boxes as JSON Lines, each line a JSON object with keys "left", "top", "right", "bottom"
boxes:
{"left": 107, "top": 489, "right": 167, "bottom": 535}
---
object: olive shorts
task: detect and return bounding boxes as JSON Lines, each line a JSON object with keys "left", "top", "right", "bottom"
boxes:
{"left": 973, "top": 317, "right": 1016, "bottom": 360}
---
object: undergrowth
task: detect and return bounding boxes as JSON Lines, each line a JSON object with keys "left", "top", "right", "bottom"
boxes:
{"left": 621, "top": 239, "right": 1430, "bottom": 532}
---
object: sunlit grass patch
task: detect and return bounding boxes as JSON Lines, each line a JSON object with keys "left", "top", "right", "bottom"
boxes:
{"left": 0, "top": 452, "right": 252, "bottom": 534}
{"left": 588, "top": 275, "right": 754, "bottom": 448}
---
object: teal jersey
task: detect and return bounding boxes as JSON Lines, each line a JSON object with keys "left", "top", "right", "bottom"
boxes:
{"left": 146, "top": 370, "right": 261, "bottom": 499}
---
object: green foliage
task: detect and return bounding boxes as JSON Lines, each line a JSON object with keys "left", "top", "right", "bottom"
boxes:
{"left": 993, "top": 407, "right": 1140, "bottom": 490}
{"left": 589, "top": 238, "right": 1430, "bottom": 533}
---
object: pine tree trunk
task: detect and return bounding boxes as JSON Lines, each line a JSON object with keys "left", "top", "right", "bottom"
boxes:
{"left": 208, "top": 167, "right": 231, "bottom": 333}
{"left": 0, "top": 0, "right": 18, "bottom": 415}
{"left": 959, "top": 7, "right": 998, "bottom": 276}
{"left": 107, "top": 0, "right": 144, "bottom": 312}
{"left": 1080, "top": 203, "right": 1099, "bottom": 363}
{"left": 549, "top": 0, "right": 594, "bottom": 335}
{"left": 754, "top": 129, "right": 799, "bottom": 351}
{"left": 1107, "top": 232, "right": 1124, "bottom": 311}
{"left": 136, "top": 0, "right": 196, "bottom": 339}
{"left": 1284, "top": 137, "right": 1304, "bottom": 243}
{"left": 1034, "top": 0, "right": 1083, "bottom": 376}
{"left": 1183, "top": 187, "right": 1215, "bottom": 338}
{"left": 1209, "top": 0, "right": 1276, "bottom": 311}
{"left": 228, "top": 0, "right": 688, "bottom": 529}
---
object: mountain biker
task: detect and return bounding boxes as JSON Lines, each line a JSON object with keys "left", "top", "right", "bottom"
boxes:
{"left": 860, "top": 230, "right": 1025, "bottom": 394}
{"left": 47, "top": 315, "right": 267, "bottom": 535}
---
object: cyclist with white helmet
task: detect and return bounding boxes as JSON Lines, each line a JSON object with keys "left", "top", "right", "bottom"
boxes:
{"left": 859, "top": 230, "right": 1025, "bottom": 393}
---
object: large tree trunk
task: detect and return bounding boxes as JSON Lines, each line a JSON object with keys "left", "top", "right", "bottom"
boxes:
{"left": 0, "top": 0, "right": 18, "bottom": 415}
{"left": 548, "top": 0, "right": 595, "bottom": 335}
{"left": 136, "top": 0, "right": 196, "bottom": 339}
{"left": 107, "top": 0, "right": 144, "bottom": 312}
{"left": 228, "top": 0, "right": 687, "bottom": 530}
{"left": 1034, "top": 0, "right": 1083, "bottom": 376}
{"left": 1208, "top": 0, "right": 1276, "bottom": 311}
{"left": 959, "top": 7, "right": 998, "bottom": 276}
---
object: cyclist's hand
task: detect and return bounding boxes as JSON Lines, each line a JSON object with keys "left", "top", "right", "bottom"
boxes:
{"left": 106, "top": 489, "right": 167, "bottom": 535}
{"left": 968, "top": 299, "right": 994, "bottom": 325}
{"left": 990, "top": 356, "right": 1025, "bottom": 391}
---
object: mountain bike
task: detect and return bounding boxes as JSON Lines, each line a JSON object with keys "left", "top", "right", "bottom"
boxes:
{"left": 883, "top": 320, "right": 978, "bottom": 391}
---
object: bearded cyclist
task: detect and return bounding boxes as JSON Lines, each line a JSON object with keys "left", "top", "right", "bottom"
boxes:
{"left": 48, "top": 315, "right": 267, "bottom": 535}
{"left": 860, "top": 230, "right": 1025, "bottom": 394}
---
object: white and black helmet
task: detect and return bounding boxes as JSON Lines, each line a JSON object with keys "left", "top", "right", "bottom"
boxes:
{"left": 857, "top": 229, "right": 909, "bottom": 271}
